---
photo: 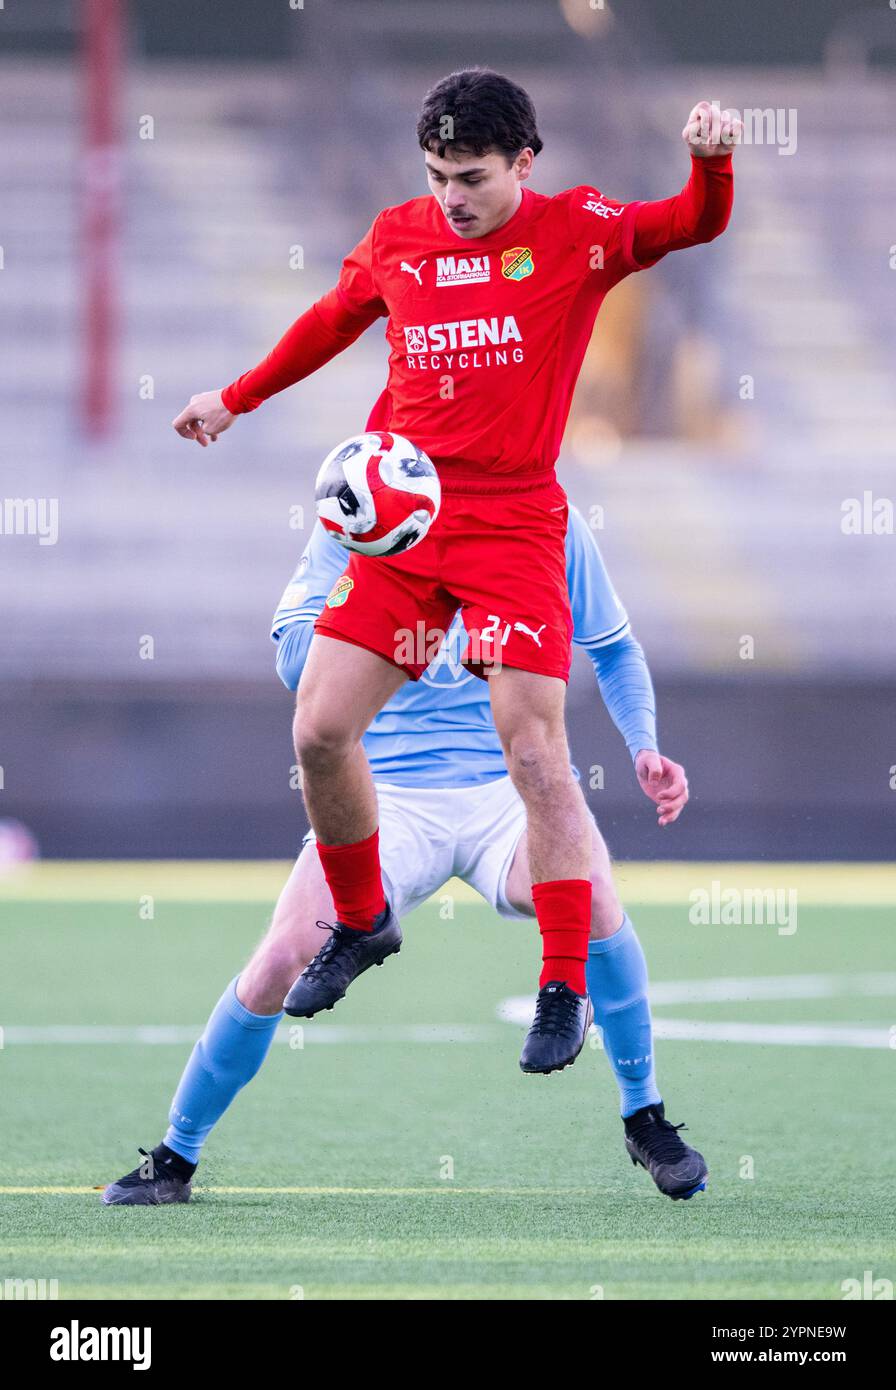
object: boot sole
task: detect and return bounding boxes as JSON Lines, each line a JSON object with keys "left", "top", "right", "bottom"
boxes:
{"left": 101, "top": 1184, "right": 192, "bottom": 1207}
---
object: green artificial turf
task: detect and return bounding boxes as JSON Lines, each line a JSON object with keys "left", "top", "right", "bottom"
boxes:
{"left": 1, "top": 882, "right": 893, "bottom": 1299}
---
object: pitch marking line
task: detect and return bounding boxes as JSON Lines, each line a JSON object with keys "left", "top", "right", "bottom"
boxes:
{"left": 649, "top": 973, "right": 896, "bottom": 1004}
{"left": 650, "top": 1020, "right": 888, "bottom": 1047}
{"left": 0, "top": 1185, "right": 603, "bottom": 1197}
{"left": 5, "top": 976, "right": 895, "bottom": 1049}
{"left": 0, "top": 1024, "right": 501, "bottom": 1045}
{"left": 499, "top": 972, "right": 896, "bottom": 1050}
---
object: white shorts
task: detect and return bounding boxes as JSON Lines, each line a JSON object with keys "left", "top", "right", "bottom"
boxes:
{"left": 303, "top": 775, "right": 531, "bottom": 922}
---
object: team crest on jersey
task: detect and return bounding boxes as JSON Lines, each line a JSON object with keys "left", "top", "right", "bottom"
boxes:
{"left": 436, "top": 255, "right": 490, "bottom": 287}
{"left": 500, "top": 246, "right": 534, "bottom": 281}
{"left": 325, "top": 576, "right": 354, "bottom": 609}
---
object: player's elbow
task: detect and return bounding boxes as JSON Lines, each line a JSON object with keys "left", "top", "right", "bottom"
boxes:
{"left": 275, "top": 623, "right": 315, "bottom": 693}
{"left": 706, "top": 211, "right": 732, "bottom": 243}
{"left": 275, "top": 645, "right": 302, "bottom": 692}
{"left": 696, "top": 202, "right": 733, "bottom": 244}
{"left": 677, "top": 201, "right": 732, "bottom": 247}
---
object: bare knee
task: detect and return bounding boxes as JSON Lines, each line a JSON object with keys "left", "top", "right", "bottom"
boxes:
{"left": 293, "top": 702, "right": 356, "bottom": 774}
{"left": 504, "top": 724, "right": 569, "bottom": 797}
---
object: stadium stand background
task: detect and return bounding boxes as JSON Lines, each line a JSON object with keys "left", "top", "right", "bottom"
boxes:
{"left": 1, "top": 0, "right": 893, "bottom": 858}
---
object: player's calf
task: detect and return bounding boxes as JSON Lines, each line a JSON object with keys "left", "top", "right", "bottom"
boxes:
{"left": 239, "top": 840, "right": 346, "bottom": 1012}
{"left": 588, "top": 869, "right": 624, "bottom": 941}
{"left": 238, "top": 939, "right": 317, "bottom": 1015}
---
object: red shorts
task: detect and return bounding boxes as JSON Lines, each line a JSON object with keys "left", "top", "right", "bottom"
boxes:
{"left": 314, "top": 475, "right": 574, "bottom": 682}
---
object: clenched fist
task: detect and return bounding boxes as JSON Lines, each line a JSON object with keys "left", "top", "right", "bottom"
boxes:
{"left": 682, "top": 100, "right": 742, "bottom": 158}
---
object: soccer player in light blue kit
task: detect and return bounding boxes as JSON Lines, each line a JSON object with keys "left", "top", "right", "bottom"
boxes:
{"left": 103, "top": 507, "right": 707, "bottom": 1206}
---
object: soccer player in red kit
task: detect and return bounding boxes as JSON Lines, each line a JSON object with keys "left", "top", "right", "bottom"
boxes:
{"left": 174, "top": 71, "right": 739, "bottom": 1076}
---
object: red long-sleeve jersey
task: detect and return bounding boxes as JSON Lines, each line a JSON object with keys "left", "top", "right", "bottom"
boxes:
{"left": 222, "top": 152, "right": 732, "bottom": 488}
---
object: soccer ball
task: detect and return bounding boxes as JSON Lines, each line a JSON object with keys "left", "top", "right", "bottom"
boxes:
{"left": 315, "top": 432, "right": 441, "bottom": 557}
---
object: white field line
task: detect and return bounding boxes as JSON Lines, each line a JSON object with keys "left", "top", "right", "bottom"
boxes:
{"left": 653, "top": 1019, "right": 890, "bottom": 1048}
{"left": 17, "top": 1019, "right": 886, "bottom": 1048}
{"left": 0, "top": 1185, "right": 611, "bottom": 1196}
{"left": 649, "top": 973, "right": 896, "bottom": 1004}
{"left": 0, "top": 1023, "right": 502, "bottom": 1046}
{"left": 497, "top": 973, "right": 896, "bottom": 1050}
{"left": 4, "top": 976, "right": 895, "bottom": 1050}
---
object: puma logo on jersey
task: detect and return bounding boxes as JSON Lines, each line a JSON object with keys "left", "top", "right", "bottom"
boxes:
{"left": 436, "top": 254, "right": 490, "bottom": 286}
{"left": 513, "top": 621, "right": 547, "bottom": 647}
{"left": 400, "top": 259, "right": 427, "bottom": 285}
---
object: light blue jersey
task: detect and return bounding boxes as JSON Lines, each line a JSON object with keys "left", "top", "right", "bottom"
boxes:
{"left": 272, "top": 507, "right": 658, "bottom": 787}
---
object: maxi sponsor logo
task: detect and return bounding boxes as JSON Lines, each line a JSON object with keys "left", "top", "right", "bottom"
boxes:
{"left": 435, "top": 254, "right": 490, "bottom": 286}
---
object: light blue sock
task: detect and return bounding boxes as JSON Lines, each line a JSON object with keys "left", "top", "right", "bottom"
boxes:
{"left": 586, "top": 914, "right": 662, "bottom": 1119}
{"left": 164, "top": 977, "right": 282, "bottom": 1164}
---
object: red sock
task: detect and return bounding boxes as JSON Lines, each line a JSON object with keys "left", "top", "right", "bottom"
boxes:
{"left": 532, "top": 879, "right": 591, "bottom": 994}
{"left": 316, "top": 830, "right": 385, "bottom": 932}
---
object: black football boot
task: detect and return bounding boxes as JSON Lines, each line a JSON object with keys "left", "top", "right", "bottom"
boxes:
{"left": 283, "top": 903, "right": 402, "bottom": 1017}
{"left": 519, "top": 980, "right": 594, "bottom": 1074}
{"left": 623, "top": 1102, "right": 708, "bottom": 1200}
{"left": 101, "top": 1143, "right": 195, "bottom": 1206}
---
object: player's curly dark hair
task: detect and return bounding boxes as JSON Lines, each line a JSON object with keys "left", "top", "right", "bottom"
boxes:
{"left": 416, "top": 68, "right": 544, "bottom": 163}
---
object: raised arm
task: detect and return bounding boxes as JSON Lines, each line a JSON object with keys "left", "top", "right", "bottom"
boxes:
{"left": 630, "top": 101, "right": 740, "bottom": 267}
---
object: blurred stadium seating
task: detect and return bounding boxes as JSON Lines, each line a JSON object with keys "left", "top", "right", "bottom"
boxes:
{"left": 1, "top": 0, "right": 892, "bottom": 857}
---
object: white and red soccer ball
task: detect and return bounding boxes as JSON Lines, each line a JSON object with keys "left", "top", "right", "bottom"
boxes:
{"left": 315, "top": 432, "right": 440, "bottom": 557}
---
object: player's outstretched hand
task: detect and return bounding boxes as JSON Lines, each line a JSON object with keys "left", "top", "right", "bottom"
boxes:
{"left": 172, "top": 389, "right": 235, "bottom": 447}
{"left": 635, "top": 750, "right": 689, "bottom": 828}
{"left": 682, "top": 100, "right": 742, "bottom": 158}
